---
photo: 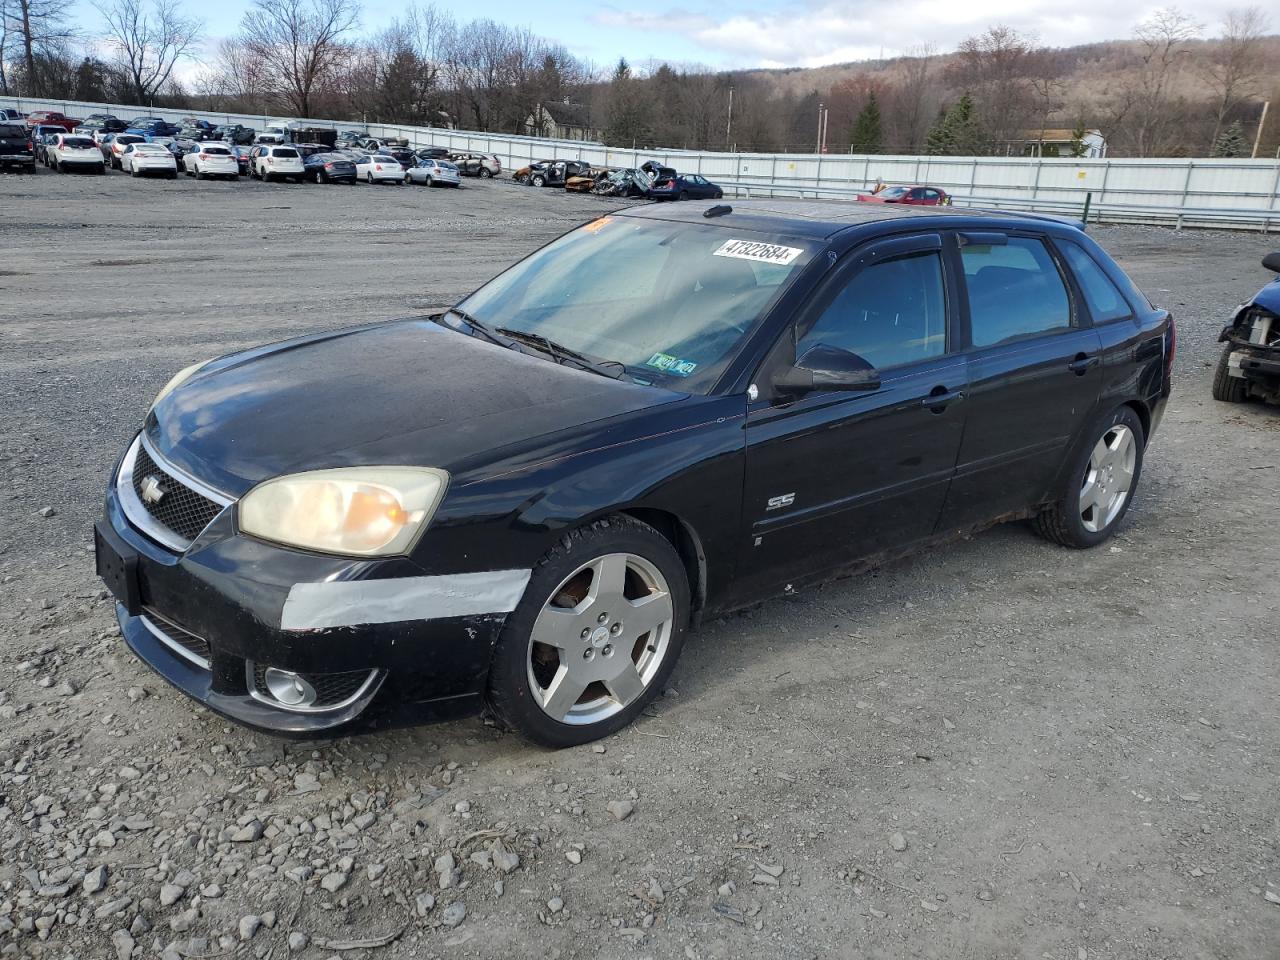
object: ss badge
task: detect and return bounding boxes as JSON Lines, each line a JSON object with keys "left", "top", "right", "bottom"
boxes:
{"left": 765, "top": 493, "right": 795, "bottom": 511}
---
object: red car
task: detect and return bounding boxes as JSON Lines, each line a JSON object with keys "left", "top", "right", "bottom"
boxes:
{"left": 24, "top": 111, "right": 81, "bottom": 133}
{"left": 856, "top": 185, "right": 950, "bottom": 205}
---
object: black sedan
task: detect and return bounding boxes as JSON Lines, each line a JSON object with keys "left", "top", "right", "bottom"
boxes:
{"left": 648, "top": 173, "right": 724, "bottom": 201}
{"left": 303, "top": 152, "right": 357, "bottom": 184}
{"left": 95, "top": 201, "right": 1172, "bottom": 747}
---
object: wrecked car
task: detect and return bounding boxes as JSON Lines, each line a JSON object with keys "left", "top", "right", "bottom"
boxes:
{"left": 1213, "top": 251, "right": 1280, "bottom": 404}
{"left": 592, "top": 168, "right": 648, "bottom": 198}
{"left": 94, "top": 201, "right": 1172, "bottom": 747}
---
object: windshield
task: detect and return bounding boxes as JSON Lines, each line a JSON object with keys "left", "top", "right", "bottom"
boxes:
{"left": 458, "top": 217, "right": 816, "bottom": 392}
{"left": 878, "top": 186, "right": 910, "bottom": 199}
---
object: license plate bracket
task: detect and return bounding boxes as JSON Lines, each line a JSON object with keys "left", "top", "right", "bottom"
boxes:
{"left": 94, "top": 521, "right": 141, "bottom": 616}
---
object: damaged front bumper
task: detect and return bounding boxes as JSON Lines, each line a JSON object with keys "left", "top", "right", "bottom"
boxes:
{"left": 95, "top": 476, "right": 509, "bottom": 736}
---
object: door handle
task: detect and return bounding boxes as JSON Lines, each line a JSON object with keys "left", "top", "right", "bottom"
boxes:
{"left": 1068, "top": 354, "right": 1099, "bottom": 375}
{"left": 922, "top": 387, "right": 965, "bottom": 411}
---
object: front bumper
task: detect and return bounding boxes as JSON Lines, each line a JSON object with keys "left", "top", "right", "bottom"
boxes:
{"left": 96, "top": 448, "right": 505, "bottom": 735}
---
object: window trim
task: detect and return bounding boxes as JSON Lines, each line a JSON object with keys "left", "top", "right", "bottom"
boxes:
{"left": 952, "top": 229, "right": 1084, "bottom": 352}
{"left": 1051, "top": 236, "right": 1136, "bottom": 326}
{"left": 753, "top": 232, "right": 956, "bottom": 397}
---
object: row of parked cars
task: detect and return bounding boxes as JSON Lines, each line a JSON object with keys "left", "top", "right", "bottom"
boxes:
{"left": 513, "top": 158, "right": 727, "bottom": 201}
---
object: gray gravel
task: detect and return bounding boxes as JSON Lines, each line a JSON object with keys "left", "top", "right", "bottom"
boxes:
{"left": 1, "top": 168, "right": 1279, "bottom": 959}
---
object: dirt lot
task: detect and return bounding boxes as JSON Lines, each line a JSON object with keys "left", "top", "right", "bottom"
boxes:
{"left": 1, "top": 168, "right": 1278, "bottom": 960}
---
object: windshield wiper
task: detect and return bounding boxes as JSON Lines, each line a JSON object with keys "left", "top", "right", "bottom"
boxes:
{"left": 445, "top": 306, "right": 512, "bottom": 349}
{"left": 495, "top": 328, "right": 626, "bottom": 380}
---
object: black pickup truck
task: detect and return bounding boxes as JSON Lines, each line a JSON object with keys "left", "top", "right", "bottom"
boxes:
{"left": 0, "top": 122, "right": 36, "bottom": 172}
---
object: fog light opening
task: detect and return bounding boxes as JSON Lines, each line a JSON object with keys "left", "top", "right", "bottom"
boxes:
{"left": 263, "top": 668, "right": 317, "bottom": 707}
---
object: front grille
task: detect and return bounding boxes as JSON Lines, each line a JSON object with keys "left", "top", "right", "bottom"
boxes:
{"left": 141, "top": 611, "right": 211, "bottom": 668}
{"left": 131, "top": 443, "right": 224, "bottom": 543}
{"left": 251, "top": 664, "right": 375, "bottom": 709}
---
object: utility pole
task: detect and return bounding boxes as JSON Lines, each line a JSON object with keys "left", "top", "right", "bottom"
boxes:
{"left": 1252, "top": 100, "right": 1270, "bottom": 159}
{"left": 726, "top": 85, "right": 733, "bottom": 151}
{"left": 816, "top": 102, "right": 825, "bottom": 154}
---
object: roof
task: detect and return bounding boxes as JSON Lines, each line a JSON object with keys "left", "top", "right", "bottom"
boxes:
{"left": 538, "top": 102, "right": 595, "bottom": 128}
{"left": 1016, "top": 129, "right": 1104, "bottom": 142}
{"left": 620, "top": 197, "right": 1079, "bottom": 241}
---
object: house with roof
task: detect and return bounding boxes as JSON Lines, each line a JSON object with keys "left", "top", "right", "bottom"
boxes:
{"left": 1009, "top": 128, "right": 1108, "bottom": 158}
{"left": 524, "top": 101, "right": 601, "bottom": 142}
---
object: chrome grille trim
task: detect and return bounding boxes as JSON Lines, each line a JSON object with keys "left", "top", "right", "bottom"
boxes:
{"left": 140, "top": 611, "right": 211, "bottom": 670}
{"left": 116, "top": 433, "right": 233, "bottom": 553}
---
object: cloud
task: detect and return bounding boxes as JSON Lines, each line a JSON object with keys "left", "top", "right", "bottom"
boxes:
{"left": 591, "top": 0, "right": 1247, "bottom": 68}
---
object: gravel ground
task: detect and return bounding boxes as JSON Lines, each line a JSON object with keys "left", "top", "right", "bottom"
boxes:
{"left": 2, "top": 168, "right": 1279, "bottom": 960}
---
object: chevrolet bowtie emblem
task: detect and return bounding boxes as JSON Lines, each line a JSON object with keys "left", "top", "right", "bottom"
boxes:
{"left": 140, "top": 474, "right": 166, "bottom": 505}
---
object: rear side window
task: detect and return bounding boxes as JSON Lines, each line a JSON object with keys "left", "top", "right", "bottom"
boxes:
{"left": 1058, "top": 240, "right": 1131, "bottom": 323}
{"left": 961, "top": 237, "right": 1072, "bottom": 347}
{"left": 799, "top": 251, "right": 947, "bottom": 370}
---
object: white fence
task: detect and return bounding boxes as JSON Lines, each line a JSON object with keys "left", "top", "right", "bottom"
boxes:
{"left": 6, "top": 95, "right": 1280, "bottom": 231}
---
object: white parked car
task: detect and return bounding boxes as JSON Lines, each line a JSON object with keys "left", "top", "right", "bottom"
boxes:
{"left": 106, "top": 134, "right": 147, "bottom": 168}
{"left": 120, "top": 142, "right": 178, "bottom": 179}
{"left": 251, "top": 145, "right": 305, "bottom": 182}
{"left": 182, "top": 142, "right": 239, "bottom": 180}
{"left": 355, "top": 153, "right": 407, "bottom": 185}
{"left": 407, "top": 158, "right": 461, "bottom": 187}
{"left": 49, "top": 134, "right": 105, "bottom": 174}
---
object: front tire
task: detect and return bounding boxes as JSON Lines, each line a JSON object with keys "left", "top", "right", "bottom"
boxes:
{"left": 1034, "top": 406, "right": 1145, "bottom": 548}
{"left": 1211, "top": 346, "right": 1248, "bottom": 403}
{"left": 486, "top": 516, "right": 689, "bottom": 748}
{"left": 531, "top": 174, "right": 545, "bottom": 187}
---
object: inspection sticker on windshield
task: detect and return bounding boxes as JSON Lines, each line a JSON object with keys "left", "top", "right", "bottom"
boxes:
{"left": 646, "top": 353, "right": 698, "bottom": 377}
{"left": 713, "top": 238, "right": 803, "bottom": 265}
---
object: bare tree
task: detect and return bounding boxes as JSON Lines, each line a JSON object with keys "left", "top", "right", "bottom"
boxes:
{"left": 1201, "top": 6, "right": 1269, "bottom": 151}
{"left": 3, "top": 0, "right": 77, "bottom": 95}
{"left": 239, "top": 0, "right": 359, "bottom": 118}
{"left": 952, "top": 26, "right": 1040, "bottom": 151}
{"left": 1127, "top": 7, "right": 1201, "bottom": 156}
{"left": 894, "top": 44, "right": 936, "bottom": 153}
{"left": 95, "top": 0, "right": 200, "bottom": 103}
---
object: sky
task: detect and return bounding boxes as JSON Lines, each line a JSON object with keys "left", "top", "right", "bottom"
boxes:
{"left": 69, "top": 0, "right": 1254, "bottom": 74}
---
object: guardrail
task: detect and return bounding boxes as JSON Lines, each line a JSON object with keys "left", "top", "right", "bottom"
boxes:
{"left": 709, "top": 178, "right": 1279, "bottom": 232}
{"left": 4, "top": 94, "right": 1278, "bottom": 232}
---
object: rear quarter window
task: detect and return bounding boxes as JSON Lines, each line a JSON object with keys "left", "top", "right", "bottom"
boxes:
{"left": 1058, "top": 240, "right": 1132, "bottom": 323}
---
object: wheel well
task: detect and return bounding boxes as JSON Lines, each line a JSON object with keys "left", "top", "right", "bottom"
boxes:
{"left": 1123, "top": 399, "right": 1151, "bottom": 445}
{"left": 616, "top": 508, "right": 707, "bottom": 623}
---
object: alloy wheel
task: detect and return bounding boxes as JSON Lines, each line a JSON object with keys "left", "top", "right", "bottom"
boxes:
{"left": 1080, "top": 424, "right": 1136, "bottom": 533}
{"left": 526, "top": 553, "right": 674, "bottom": 726}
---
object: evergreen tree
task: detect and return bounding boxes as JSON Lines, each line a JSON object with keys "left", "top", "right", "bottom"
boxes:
{"left": 849, "top": 92, "right": 882, "bottom": 154}
{"left": 1212, "top": 121, "right": 1248, "bottom": 158}
{"left": 603, "top": 58, "right": 652, "bottom": 147}
{"left": 1069, "top": 120, "right": 1088, "bottom": 158}
{"left": 942, "top": 93, "right": 984, "bottom": 155}
{"left": 925, "top": 108, "right": 951, "bottom": 155}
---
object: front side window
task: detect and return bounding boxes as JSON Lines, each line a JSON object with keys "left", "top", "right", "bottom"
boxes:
{"left": 1058, "top": 240, "right": 1131, "bottom": 323}
{"left": 798, "top": 251, "right": 947, "bottom": 370}
{"left": 460, "top": 219, "right": 816, "bottom": 392}
{"left": 961, "top": 236, "right": 1072, "bottom": 347}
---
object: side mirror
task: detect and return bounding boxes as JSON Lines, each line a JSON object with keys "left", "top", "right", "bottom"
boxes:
{"left": 1263, "top": 252, "right": 1280, "bottom": 274}
{"left": 773, "top": 343, "right": 881, "bottom": 394}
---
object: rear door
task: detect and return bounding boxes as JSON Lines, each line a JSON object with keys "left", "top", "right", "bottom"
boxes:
{"left": 732, "top": 233, "right": 968, "bottom": 601}
{"left": 936, "top": 230, "right": 1103, "bottom": 533}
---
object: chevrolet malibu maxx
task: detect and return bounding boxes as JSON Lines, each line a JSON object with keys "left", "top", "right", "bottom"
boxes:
{"left": 95, "top": 201, "right": 1173, "bottom": 747}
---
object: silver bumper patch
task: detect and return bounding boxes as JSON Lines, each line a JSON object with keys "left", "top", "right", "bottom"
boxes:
{"left": 280, "top": 569, "right": 532, "bottom": 631}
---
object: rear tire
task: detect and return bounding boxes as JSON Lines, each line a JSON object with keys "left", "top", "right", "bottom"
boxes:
{"left": 1034, "top": 406, "right": 1145, "bottom": 549}
{"left": 1211, "top": 345, "right": 1248, "bottom": 403}
{"left": 479, "top": 167, "right": 492, "bottom": 178}
{"left": 195, "top": 167, "right": 204, "bottom": 180}
{"left": 678, "top": 190, "right": 689, "bottom": 201}
{"left": 486, "top": 515, "right": 689, "bottom": 748}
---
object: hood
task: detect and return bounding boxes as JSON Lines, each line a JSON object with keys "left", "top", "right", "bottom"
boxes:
{"left": 149, "top": 319, "right": 683, "bottom": 496}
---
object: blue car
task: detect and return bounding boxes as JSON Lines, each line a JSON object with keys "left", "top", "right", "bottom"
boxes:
{"left": 1214, "top": 250, "right": 1280, "bottom": 404}
{"left": 125, "top": 118, "right": 179, "bottom": 138}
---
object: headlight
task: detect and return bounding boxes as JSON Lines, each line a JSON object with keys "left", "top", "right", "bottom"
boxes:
{"left": 151, "top": 359, "right": 211, "bottom": 411}
{"left": 238, "top": 467, "right": 449, "bottom": 557}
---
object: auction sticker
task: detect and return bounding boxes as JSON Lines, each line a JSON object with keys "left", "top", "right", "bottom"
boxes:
{"left": 713, "top": 238, "right": 803, "bottom": 265}
{"left": 646, "top": 353, "right": 698, "bottom": 377}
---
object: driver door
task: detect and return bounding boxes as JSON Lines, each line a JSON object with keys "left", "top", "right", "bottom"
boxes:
{"left": 730, "top": 233, "right": 969, "bottom": 602}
